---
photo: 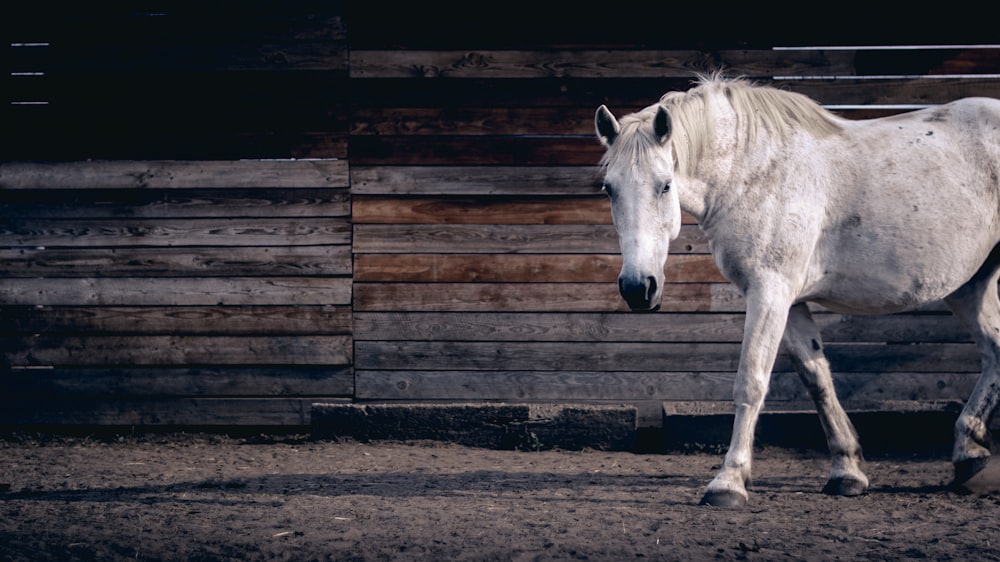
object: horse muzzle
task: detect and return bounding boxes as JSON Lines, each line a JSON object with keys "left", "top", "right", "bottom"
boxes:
{"left": 618, "top": 274, "right": 662, "bottom": 312}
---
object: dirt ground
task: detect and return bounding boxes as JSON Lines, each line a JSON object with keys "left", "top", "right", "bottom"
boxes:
{"left": 2, "top": 433, "right": 999, "bottom": 562}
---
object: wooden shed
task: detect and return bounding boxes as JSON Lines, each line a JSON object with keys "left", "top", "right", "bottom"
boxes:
{"left": 3, "top": 3, "right": 999, "bottom": 433}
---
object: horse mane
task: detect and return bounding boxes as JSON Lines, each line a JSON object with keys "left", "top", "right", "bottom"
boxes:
{"left": 601, "top": 75, "right": 843, "bottom": 177}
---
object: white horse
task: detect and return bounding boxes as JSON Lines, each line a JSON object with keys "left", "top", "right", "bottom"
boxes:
{"left": 595, "top": 75, "right": 1000, "bottom": 507}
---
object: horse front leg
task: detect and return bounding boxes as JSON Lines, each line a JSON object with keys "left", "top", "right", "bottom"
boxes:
{"left": 700, "top": 282, "right": 792, "bottom": 507}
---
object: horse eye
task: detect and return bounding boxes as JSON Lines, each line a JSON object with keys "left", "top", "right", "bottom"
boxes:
{"left": 662, "top": 182, "right": 672, "bottom": 193}
{"left": 602, "top": 183, "right": 613, "bottom": 197}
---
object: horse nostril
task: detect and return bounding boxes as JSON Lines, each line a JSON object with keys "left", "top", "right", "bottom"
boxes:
{"left": 645, "top": 276, "right": 658, "bottom": 301}
{"left": 619, "top": 274, "right": 659, "bottom": 311}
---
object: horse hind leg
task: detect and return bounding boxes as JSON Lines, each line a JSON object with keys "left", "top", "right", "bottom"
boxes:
{"left": 944, "top": 251, "right": 1000, "bottom": 486}
{"left": 783, "top": 303, "right": 869, "bottom": 496}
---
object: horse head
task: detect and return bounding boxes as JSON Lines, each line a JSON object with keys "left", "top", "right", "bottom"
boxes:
{"left": 595, "top": 103, "right": 681, "bottom": 312}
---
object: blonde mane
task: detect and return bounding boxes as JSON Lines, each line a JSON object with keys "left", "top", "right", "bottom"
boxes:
{"left": 601, "top": 76, "right": 843, "bottom": 177}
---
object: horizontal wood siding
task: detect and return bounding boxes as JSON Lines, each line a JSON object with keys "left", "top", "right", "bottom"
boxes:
{"left": 4, "top": 5, "right": 999, "bottom": 429}
{"left": 0, "top": 160, "right": 353, "bottom": 427}
{"left": 349, "top": 16, "right": 998, "bottom": 426}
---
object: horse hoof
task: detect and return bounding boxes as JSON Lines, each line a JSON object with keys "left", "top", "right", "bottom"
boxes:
{"left": 953, "top": 457, "right": 990, "bottom": 486}
{"left": 822, "top": 477, "right": 868, "bottom": 496}
{"left": 699, "top": 490, "right": 747, "bottom": 507}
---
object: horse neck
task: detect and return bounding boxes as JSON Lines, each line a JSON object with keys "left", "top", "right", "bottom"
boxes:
{"left": 677, "top": 108, "right": 812, "bottom": 230}
{"left": 674, "top": 112, "right": 743, "bottom": 226}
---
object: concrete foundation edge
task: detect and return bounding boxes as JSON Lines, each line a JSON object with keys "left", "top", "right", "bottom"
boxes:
{"left": 311, "top": 402, "right": 639, "bottom": 451}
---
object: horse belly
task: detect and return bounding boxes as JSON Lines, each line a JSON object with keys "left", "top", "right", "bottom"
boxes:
{"left": 806, "top": 223, "right": 998, "bottom": 315}
{"left": 807, "top": 111, "right": 1000, "bottom": 314}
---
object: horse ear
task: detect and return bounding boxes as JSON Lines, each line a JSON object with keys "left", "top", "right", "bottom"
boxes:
{"left": 654, "top": 105, "right": 672, "bottom": 144}
{"left": 595, "top": 105, "right": 620, "bottom": 147}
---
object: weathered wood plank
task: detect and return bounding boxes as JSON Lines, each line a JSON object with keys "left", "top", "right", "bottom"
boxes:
{"left": 354, "top": 282, "right": 744, "bottom": 312}
{"left": 4, "top": 131, "right": 349, "bottom": 162}
{"left": 781, "top": 77, "right": 1000, "bottom": 107}
{"left": 10, "top": 6, "right": 348, "bottom": 45}
{"left": 0, "top": 188, "right": 350, "bottom": 219}
{"left": 0, "top": 160, "right": 349, "bottom": 189}
{"left": 0, "top": 397, "right": 340, "bottom": 426}
{"left": 350, "top": 108, "right": 608, "bottom": 137}
{"left": 3, "top": 366, "right": 354, "bottom": 397}
{"left": 0, "top": 305, "right": 351, "bottom": 335}
{"left": 1, "top": 277, "right": 352, "bottom": 306}
{"left": 352, "top": 224, "right": 709, "bottom": 254}
{"left": 346, "top": 76, "right": 1000, "bottom": 113}
{"left": 349, "top": 49, "right": 856, "bottom": 79}
{"left": 355, "top": 341, "right": 980, "bottom": 373}
{"left": 0, "top": 218, "right": 351, "bottom": 247}
{"left": 0, "top": 246, "right": 352, "bottom": 277}
{"left": 8, "top": 75, "right": 350, "bottom": 134}
{"left": 4, "top": 335, "right": 352, "bottom": 366}
{"left": 346, "top": 5, "right": 996, "bottom": 48}
{"left": 352, "top": 312, "right": 970, "bottom": 344}
{"left": 347, "top": 77, "right": 691, "bottom": 109}
{"left": 349, "top": 136, "right": 603, "bottom": 166}
{"left": 350, "top": 166, "right": 603, "bottom": 195}
{"left": 354, "top": 254, "right": 726, "bottom": 283}
{"left": 353, "top": 312, "right": 746, "bottom": 343}
{"left": 354, "top": 370, "right": 980, "bottom": 402}
{"left": 350, "top": 48, "right": 1000, "bottom": 81}
{"left": 19, "top": 41, "right": 348, "bottom": 73}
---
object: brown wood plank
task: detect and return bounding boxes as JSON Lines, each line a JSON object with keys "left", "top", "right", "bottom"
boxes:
{"left": 0, "top": 246, "right": 351, "bottom": 277}
{"left": 4, "top": 335, "right": 352, "bottom": 367}
{"left": 353, "top": 196, "right": 611, "bottom": 225}
{"left": 354, "top": 254, "right": 726, "bottom": 283}
{"left": 0, "top": 306, "right": 352, "bottom": 335}
{"left": 350, "top": 166, "right": 603, "bottom": 195}
{"left": 352, "top": 224, "right": 709, "bottom": 254}
{"left": 3, "top": 366, "right": 354, "bottom": 397}
{"left": 353, "top": 196, "right": 699, "bottom": 227}
{"left": 355, "top": 341, "right": 979, "bottom": 373}
{"left": 0, "top": 160, "right": 349, "bottom": 189}
{"left": 0, "top": 218, "right": 350, "bottom": 247}
{"left": 0, "top": 189, "right": 350, "bottom": 219}
{"left": 1, "top": 277, "right": 352, "bottom": 306}
{"left": 353, "top": 283, "right": 743, "bottom": 312}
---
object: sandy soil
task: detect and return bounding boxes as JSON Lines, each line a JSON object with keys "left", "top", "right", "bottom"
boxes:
{"left": 2, "top": 433, "right": 999, "bottom": 561}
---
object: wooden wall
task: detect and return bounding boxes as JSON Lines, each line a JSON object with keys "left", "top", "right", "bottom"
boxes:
{"left": 347, "top": 10, "right": 1000, "bottom": 426}
{"left": 2, "top": 2, "right": 353, "bottom": 428}
{"left": 3, "top": 3, "right": 1000, "bottom": 429}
